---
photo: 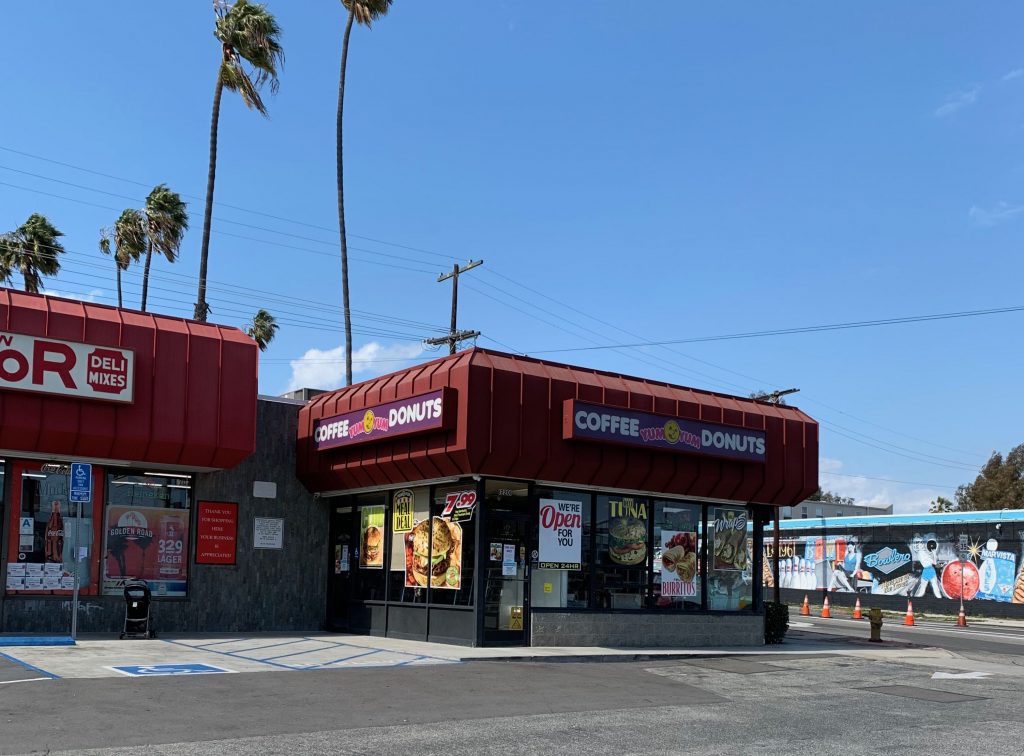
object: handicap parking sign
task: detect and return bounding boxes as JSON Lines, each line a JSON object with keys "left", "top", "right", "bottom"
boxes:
{"left": 70, "top": 463, "right": 92, "bottom": 503}
{"left": 111, "top": 663, "right": 231, "bottom": 677}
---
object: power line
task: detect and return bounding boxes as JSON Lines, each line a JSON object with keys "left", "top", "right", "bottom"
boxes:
{"left": 820, "top": 471, "right": 963, "bottom": 488}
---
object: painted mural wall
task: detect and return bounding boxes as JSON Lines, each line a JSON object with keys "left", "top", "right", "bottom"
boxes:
{"left": 762, "top": 519, "right": 1024, "bottom": 604}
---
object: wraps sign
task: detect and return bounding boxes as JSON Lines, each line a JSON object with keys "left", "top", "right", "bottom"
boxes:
{"left": 562, "top": 400, "right": 766, "bottom": 462}
{"left": 313, "top": 388, "right": 455, "bottom": 451}
{"left": 0, "top": 332, "right": 134, "bottom": 403}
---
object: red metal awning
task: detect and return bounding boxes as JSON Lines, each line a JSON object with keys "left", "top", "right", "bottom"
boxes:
{"left": 297, "top": 348, "right": 818, "bottom": 505}
{"left": 0, "top": 289, "right": 257, "bottom": 470}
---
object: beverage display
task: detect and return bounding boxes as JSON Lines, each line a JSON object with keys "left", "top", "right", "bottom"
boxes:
{"left": 44, "top": 501, "right": 64, "bottom": 563}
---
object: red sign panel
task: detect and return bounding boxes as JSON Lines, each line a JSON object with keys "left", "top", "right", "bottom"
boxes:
{"left": 195, "top": 501, "right": 238, "bottom": 566}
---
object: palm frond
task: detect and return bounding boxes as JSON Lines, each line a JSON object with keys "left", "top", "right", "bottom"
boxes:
{"left": 246, "top": 308, "right": 279, "bottom": 351}
{"left": 215, "top": 0, "right": 283, "bottom": 111}
{"left": 144, "top": 185, "right": 189, "bottom": 264}
{"left": 343, "top": 0, "right": 393, "bottom": 27}
{"left": 113, "top": 208, "right": 147, "bottom": 270}
{"left": 2, "top": 213, "right": 65, "bottom": 292}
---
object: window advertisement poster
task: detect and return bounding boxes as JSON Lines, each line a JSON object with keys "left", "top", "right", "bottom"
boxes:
{"left": 712, "top": 508, "right": 748, "bottom": 572}
{"left": 195, "top": 502, "right": 238, "bottom": 565}
{"left": 359, "top": 506, "right": 385, "bottom": 569}
{"left": 537, "top": 498, "right": 583, "bottom": 569}
{"left": 607, "top": 497, "right": 648, "bottom": 566}
{"left": 660, "top": 530, "right": 698, "bottom": 596}
{"left": 104, "top": 505, "right": 188, "bottom": 597}
{"left": 405, "top": 517, "right": 463, "bottom": 590}
{"left": 390, "top": 488, "right": 429, "bottom": 572}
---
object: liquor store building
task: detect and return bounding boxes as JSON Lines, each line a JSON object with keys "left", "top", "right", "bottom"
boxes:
{"left": 0, "top": 290, "right": 323, "bottom": 634}
{"left": 298, "top": 348, "right": 818, "bottom": 647}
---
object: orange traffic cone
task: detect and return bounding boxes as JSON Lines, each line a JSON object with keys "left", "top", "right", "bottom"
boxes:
{"left": 904, "top": 599, "right": 915, "bottom": 626}
{"left": 800, "top": 595, "right": 810, "bottom": 616}
{"left": 852, "top": 597, "right": 863, "bottom": 620}
{"left": 956, "top": 607, "right": 967, "bottom": 627}
{"left": 821, "top": 596, "right": 831, "bottom": 619}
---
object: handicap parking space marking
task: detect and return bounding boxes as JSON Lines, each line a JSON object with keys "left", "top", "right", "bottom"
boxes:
{"left": 110, "top": 663, "right": 234, "bottom": 677}
{"left": 0, "top": 651, "right": 60, "bottom": 680}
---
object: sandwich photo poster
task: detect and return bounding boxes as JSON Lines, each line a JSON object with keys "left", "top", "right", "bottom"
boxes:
{"left": 404, "top": 516, "right": 463, "bottom": 590}
{"left": 391, "top": 488, "right": 427, "bottom": 573}
{"left": 359, "top": 506, "right": 385, "bottom": 569}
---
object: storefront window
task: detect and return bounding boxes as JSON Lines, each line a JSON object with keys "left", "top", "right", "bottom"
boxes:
{"left": 532, "top": 488, "right": 591, "bottom": 609}
{"left": 595, "top": 495, "right": 650, "bottom": 609}
{"left": 429, "top": 483, "right": 477, "bottom": 606}
{"left": 104, "top": 471, "right": 191, "bottom": 598}
{"left": 8, "top": 465, "right": 98, "bottom": 595}
{"left": 352, "top": 492, "right": 387, "bottom": 601}
{"left": 708, "top": 505, "right": 753, "bottom": 610}
{"left": 652, "top": 500, "right": 702, "bottom": 610}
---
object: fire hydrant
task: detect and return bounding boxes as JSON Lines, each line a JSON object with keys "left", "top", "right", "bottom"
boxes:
{"left": 868, "top": 607, "right": 883, "bottom": 643}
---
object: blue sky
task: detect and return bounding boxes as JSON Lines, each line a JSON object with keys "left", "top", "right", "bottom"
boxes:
{"left": 1, "top": 2, "right": 1022, "bottom": 512}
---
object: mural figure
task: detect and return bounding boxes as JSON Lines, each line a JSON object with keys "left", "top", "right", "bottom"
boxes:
{"left": 828, "top": 537, "right": 863, "bottom": 593}
{"left": 911, "top": 534, "right": 945, "bottom": 599}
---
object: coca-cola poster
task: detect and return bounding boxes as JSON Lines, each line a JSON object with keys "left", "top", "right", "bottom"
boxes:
{"left": 104, "top": 506, "right": 188, "bottom": 597}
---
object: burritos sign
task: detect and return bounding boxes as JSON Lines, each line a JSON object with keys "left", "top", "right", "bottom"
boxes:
{"left": 563, "top": 399, "right": 766, "bottom": 463}
{"left": 313, "top": 388, "right": 455, "bottom": 451}
{"left": 0, "top": 332, "right": 134, "bottom": 403}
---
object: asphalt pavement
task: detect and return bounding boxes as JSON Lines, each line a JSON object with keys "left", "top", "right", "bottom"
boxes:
{"left": 2, "top": 633, "right": 1023, "bottom": 755}
{"left": 789, "top": 614, "right": 1024, "bottom": 655}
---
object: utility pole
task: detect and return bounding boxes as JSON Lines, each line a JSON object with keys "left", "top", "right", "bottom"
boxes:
{"left": 425, "top": 259, "right": 482, "bottom": 354}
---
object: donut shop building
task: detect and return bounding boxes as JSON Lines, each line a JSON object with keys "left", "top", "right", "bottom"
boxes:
{"left": 298, "top": 348, "right": 818, "bottom": 647}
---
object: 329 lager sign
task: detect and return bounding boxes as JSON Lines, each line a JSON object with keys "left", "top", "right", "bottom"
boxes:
{"left": 0, "top": 332, "right": 134, "bottom": 403}
{"left": 537, "top": 499, "right": 582, "bottom": 570}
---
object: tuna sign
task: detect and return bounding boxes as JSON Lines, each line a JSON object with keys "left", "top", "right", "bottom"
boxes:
{"left": 0, "top": 332, "right": 135, "bottom": 403}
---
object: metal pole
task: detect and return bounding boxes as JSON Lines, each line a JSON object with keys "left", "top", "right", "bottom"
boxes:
{"left": 71, "top": 494, "right": 81, "bottom": 640}
{"left": 773, "top": 510, "right": 781, "bottom": 604}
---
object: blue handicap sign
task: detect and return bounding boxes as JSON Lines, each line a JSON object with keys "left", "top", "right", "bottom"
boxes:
{"left": 69, "top": 463, "right": 92, "bottom": 503}
{"left": 112, "top": 663, "right": 229, "bottom": 677}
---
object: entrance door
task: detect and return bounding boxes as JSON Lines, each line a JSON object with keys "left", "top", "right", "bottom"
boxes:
{"left": 483, "top": 508, "right": 531, "bottom": 645}
{"left": 327, "top": 506, "right": 354, "bottom": 631}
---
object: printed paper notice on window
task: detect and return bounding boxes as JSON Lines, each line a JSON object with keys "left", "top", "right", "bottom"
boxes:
{"left": 253, "top": 517, "right": 284, "bottom": 550}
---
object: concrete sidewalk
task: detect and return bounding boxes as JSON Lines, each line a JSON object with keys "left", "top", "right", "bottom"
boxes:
{"left": 0, "top": 629, "right": 931, "bottom": 681}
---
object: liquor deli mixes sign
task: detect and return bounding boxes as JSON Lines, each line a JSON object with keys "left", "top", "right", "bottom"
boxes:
{"left": 562, "top": 399, "right": 766, "bottom": 463}
{"left": 0, "top": 332, "right": 134, "bottom": 403}
{"left": 537, "top": 499, "right": 583, "bottom": 569}
{"left": 313, "top": 388, "right": 454, "bottom": 451}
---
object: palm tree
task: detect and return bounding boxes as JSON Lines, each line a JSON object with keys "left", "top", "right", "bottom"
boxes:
{"left": 246, "top": 308, "right": 279, "bottom": 351}
{"left": 140, "top": 185, "right": 189, "bottom": 312}
{"left": 0, "top": 213, "right": 65, "bottom": 293}
{"left": 195, "top": 0, "right": 284, "bottom": 323}
{"left": 337, "top": 0, "right": 392, "bottom": 386}
{"left": 99, "top": 209, "right": 147, "bottom": 308}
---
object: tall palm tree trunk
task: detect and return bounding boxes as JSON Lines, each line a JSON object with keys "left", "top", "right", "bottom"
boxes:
{"left": 336, "top": 6, "right": 356, "bottom": 386}
{"left": 141, "top": 240, "right": 154, "bottom": 312}
{"left": 196, "top": 69, "right": 226, "bottom": 323}
{"left": 116, "top": 264, "right": 123, "bottom": 309}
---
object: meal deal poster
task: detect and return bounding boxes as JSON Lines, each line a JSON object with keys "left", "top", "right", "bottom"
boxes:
{"left": 104, "top": 505, "right": 188, "bottom": 597}
{"left": 660, "top": 531, "right": 698, "bottom": 596}
{"left": 537, "top": 499, "right": 582, "bottom": 569}
{"left": 359, "top": 506, "right": 385, "bottom": 569}
{"left": 391, "top": 488, "right": 429, "bottom": 572}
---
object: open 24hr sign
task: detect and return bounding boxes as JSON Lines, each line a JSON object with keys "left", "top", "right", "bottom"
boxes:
{"left": 537, "top": 499, "right": 582, "bottom": 569}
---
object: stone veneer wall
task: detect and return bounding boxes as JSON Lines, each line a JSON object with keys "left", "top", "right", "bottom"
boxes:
{"left": 0, "top": 397, "right": 327, "bottom": 634}
{"left": 530, "top": 612, "right": 763, "bottom": 647}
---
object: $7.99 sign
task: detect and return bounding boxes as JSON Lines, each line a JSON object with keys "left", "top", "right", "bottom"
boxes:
{"left": 441, "top": 490, "right": 477, "bottom": 522}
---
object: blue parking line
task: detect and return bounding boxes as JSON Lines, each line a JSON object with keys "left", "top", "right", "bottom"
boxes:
{"left": 190, "top": 638, "right": 250, "bottom": 649}
{"left": 305, "top": 648, "right": 384, "bottom": 669}
{"left": 209, "top": 638, "right": 312, "bottom": 655}
{"left": 160, "top": 639, "right": 300, "bottom": 672}
{"left": 262, "top": 640, "right": 340, "bottom": 662}
{"left": 0, "top": 651, "right": 60, "bottom": 680}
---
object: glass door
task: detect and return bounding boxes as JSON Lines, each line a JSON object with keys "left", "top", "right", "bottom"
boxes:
{"left": 327, "top": 505, "right": 355, "bottom": 631}
{"left": 483, "top": 508, "right": 531, "bottom": 645}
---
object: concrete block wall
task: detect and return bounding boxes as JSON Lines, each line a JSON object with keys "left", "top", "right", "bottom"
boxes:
{"left": 530, "top": 611, "right": 764, "bottom": 647}
{"left": 0, "top": 397, "right": 328, "bottom": 635}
